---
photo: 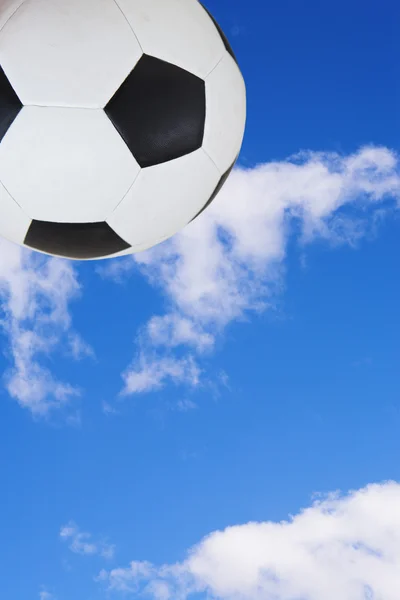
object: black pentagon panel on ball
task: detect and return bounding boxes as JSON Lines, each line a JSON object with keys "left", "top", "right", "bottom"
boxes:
{"left": 199, "top": 4, "right": 238, "bottom": 65}
{"left": 24, "top": 220, "right": 131, "bottom": 260}
{"left": 104, "top": 54, "right": 206, "bottom": 168}
{"left": 191, "top": 160, "right": 236, "bottom": 223}
{"left": 0, "top": 65, "right": 23, "bottom": 143}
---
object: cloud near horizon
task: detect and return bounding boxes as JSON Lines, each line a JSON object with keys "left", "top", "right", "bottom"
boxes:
{"left": 99, "top": 480, "right": 400, "bottom": 600}
{"left": 98, "top": 146, "right": 400, "bottom": 398}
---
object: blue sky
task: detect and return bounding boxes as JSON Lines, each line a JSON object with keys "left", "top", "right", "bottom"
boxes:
{"left": 0, "top": 1, "right": 399, "bottom": 599}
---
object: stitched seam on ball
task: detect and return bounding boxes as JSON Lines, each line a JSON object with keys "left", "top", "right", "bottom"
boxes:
{"left": 111, "top": 0, "right": 144, "bottom": 55}
{"left": 204, "top": 53, "right": 225, "bottom": 81}
{"left": 0, "top": 178, "right": 31, "bottom": 221}
{"left": 22, "top": 104, "right": 102, "bottom": 111}
{"left": 110, "top": 168, "right": 142, "bottom": 214}
{"left": 202, "top": 147, "right": 223, "bottom": 177}
{"left": 0, "top": 0, "right": 27, "bottom": 36}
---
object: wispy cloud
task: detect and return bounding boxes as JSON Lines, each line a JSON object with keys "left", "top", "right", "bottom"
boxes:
{"left": 122, "top": 354, "right": 201, "bottom": 395}
{"left": 60, "top": 521, "right": 115, "bottom": 560}
{"left": 66, "top": 331, "right": 95, "bottom": 361}
{"left": 39, "top": 589, "right": 54, "bottom": 600}
{"left": 175, "top": 399, "right": 198, "bottom": 412}
{"left": 102, "top": 400, "right": 120, "bottom": 416}
{"left": 99, "top": 146, "right": 400, "bottom": 397}
{"left": 0, "top": 242, "right": 90, "bottom": 417}
{"left": 99, "top": 480, "right": 400, "bottom": 600}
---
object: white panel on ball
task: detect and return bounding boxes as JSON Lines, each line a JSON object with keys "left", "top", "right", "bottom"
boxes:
{"left": 203, "top": 53, "right": 246, "bottom": 174}
{"left": 108, "top": 149, "right": 220, "bottom": 248}
{"left": 0, "top": 106, "right": 140, "bottom": 223}
{"left": 0, "top": 0, "right": 142, "bottom": 107}
{"left": 0, "top": 180, "right": 31, "bottom": 244}
{"left": 115, "top": 0, "right": 224, "bottom": 79}
{"left": 0, "top": 0, "right": 25, "bottom": 33}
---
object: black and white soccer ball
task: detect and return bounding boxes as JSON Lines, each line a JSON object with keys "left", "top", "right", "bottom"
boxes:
{"left": 0, "top": 0, "right": 246, "bottom": 260}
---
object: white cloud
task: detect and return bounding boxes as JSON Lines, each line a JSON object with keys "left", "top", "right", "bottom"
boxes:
{"left": 146, "top": 315, "right": 214, "bottom": 352}
{"left": 0, "top": 242, "right": 88, "bottom": 416}
{"left": 100, "top": 146, "right": 400, "bottom": 395}
{"left": 175, "top": 399, "right": 198, "bottom": 412}
{"left": 102, "top": 400, "right": 120, "bottom": 416}
{"left": 121, "top": 353, "right": 201, "bottom": 395}
{"left": 60, "top": 521, "right": 115, "bottom": 560}
{"left": 99, "top": 480, "right": 400, "bottom": 600}
{"left": 39, "top": 590, "right": 54, "bottom": 600}
{"left": 66, "top": 332, "right": 95, "bottom": 361}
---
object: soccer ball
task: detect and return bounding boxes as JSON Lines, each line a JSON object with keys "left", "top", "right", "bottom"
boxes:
{"left": 0, "top": 0, "right": 246, "bottom": 260}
